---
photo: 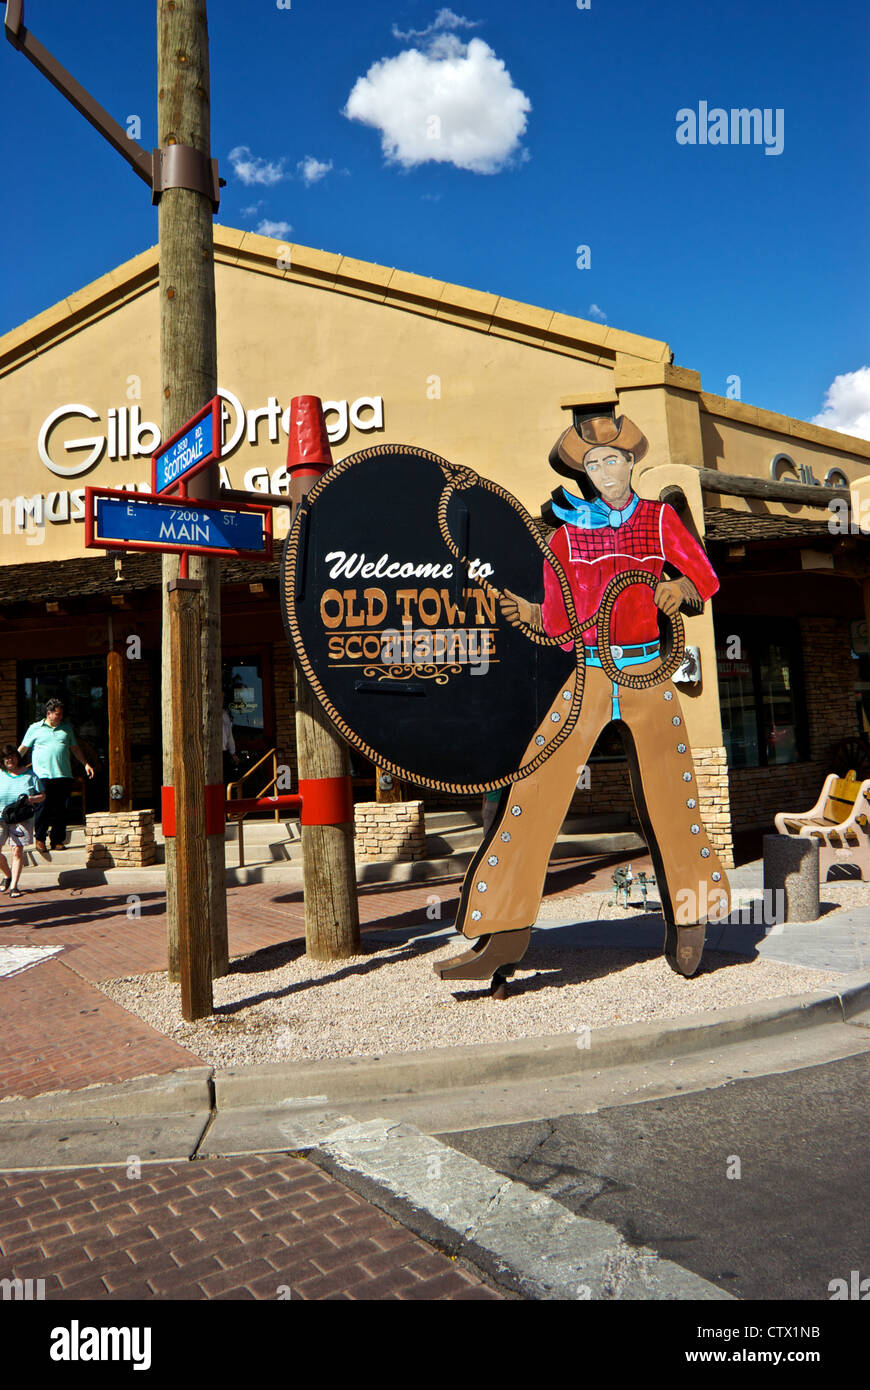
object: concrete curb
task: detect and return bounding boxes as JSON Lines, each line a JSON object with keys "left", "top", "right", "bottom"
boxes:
{"left": 0, "top": 1067, "right": 213, "bottom": 1121}
{"left": 839, "top": 976, "right": 870, "bottom": 1020}
{"left": 0, "top": 1068, "right": 215, "bottom": 1173}
{"left": 3, "top": 978, "right": 868, "bottom": 1127}
{"left": 210, "top": 976, "right": 870, "bottom": 1110}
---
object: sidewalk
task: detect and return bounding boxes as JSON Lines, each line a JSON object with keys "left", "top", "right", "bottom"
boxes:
{"left": 1, "top": 852, "right": 868, "bottom": 1302}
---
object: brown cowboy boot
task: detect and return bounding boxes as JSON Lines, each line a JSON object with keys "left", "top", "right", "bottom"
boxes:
{"left": 664, "top": 922, "right": 705, "bottom": 977}
{"left": 433, "top": 927, "right": 531, "bottom": 983}
{"left": 663, "top": 879, "right": 729, "bottom": 977}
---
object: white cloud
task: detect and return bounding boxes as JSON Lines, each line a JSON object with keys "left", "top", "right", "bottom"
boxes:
{"left": 812, "top": 367, "right": 870, "bottom": 441}
{"left": 229, "top": 145, "right": 286, "bottom": 186}
{"left": 256, "top": 219, "right": 293, "bottom": 238}
{"left": 343, "top": 33, "right": 530, "bottom": 174}
{"left": 297, "top": 156, "right": 334, "bottom": 185}
{"left": 392, "top": 8, "right": 481, "bottom": 41}
{"left": 588, "top": 304, "right": 607, "bottom": 322}
{"left": 241, "top": 201, "right": 264, "bottom": 216}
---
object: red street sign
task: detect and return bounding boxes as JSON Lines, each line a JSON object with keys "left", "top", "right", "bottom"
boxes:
{"left": 152, "top": 396, "right": 222, "bottom": 495}
{"left": 85, "top": 487, "right": 273, "bottom": 560}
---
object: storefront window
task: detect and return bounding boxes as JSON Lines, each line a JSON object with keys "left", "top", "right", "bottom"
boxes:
{"left": 222, "top": 662, "right": 265, "bottom": 731}
{"left": 717, "top": 645, "right": 759, "bottom": 768}
{"left": 19, "top": 659, "right": 108, "bottom": 759}
{"left": 759, "top": 642, "right": 800, "bottom": 764}
{"left": 221, "top": 654, "right": 275, "bottom": 779}
{"left": 715, "top": 619, "right": 807, "bottom": 768}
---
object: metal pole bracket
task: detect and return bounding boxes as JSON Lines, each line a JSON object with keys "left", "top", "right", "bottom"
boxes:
{"left": 152, "top": 144, "right": 223, "bottom": 211}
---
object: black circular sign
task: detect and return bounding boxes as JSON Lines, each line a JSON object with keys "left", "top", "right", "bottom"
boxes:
{"left": 281, "top": 445, "right": 581, "bottom": 793}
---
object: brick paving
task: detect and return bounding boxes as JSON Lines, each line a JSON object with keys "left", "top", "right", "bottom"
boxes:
{"left": 0, "top": 1154, "right": 502, "bottom": 1300}
{"left": 0, "top": 960, "right": 197, "bottom": 1101}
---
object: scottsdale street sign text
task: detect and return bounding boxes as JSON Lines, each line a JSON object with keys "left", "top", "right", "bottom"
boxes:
{"left": 153, "top": 396, "right": 221, "bottom": 494}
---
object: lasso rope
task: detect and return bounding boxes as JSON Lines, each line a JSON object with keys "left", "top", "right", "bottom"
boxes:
{"left": 437, "top": 478, "right": 684, "bottom": 690}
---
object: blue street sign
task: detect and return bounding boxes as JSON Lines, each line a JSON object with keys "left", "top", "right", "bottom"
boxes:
{"left": 93, "top": 495, "right": 269, "bottom": 557}
{"left": 153, "top": 398, "right": 220, "bottom": 494}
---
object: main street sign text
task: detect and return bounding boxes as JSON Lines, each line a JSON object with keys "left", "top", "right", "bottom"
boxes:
{"left": 85, "top": 488, "right": 273, "bottom": 560}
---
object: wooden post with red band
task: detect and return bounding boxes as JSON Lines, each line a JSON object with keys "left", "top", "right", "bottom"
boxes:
{"left": 298, "top": 775, "right": 353, "bottom": 825}
{"left": 289, "top": 397, "right": 361, "bottom": 961}
{"left": 168, "top": 578, "right": 212, "bottom": 1021}
{"left": 161, "top": 782, "right": 230, "bottom": 836}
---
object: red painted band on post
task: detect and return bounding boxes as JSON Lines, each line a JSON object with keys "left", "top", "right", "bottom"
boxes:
{"left": 162, "top": 784, "right": 224, "bottom": 835}
{"left": 161, "top": 785, "right": 175, "bottom": 836}
{"left": 298, "top": 776, "right": 353, "bottom": 826}
{"left": 205, "top": 783, "right": 226, "bottom": 835}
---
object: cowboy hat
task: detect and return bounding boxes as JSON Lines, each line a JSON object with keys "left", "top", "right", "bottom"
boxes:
{"left": 548, "top": 399, "right": 649, "bottom": 482}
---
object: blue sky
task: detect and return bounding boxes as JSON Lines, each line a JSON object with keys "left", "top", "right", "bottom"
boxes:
{"left": 2, "top": 0, "right": 868, "bottom": 433}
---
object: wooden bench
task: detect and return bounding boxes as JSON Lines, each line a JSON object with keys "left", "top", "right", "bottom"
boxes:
{"left": 774, "top": 770, "right": 870, "bottom": 880}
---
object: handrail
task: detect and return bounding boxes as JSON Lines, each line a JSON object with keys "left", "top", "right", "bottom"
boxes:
{"left": 226, "top": 748, "right": 292, "bottom": 865}
{"left": 224, "top": 777, "right": 351, "bottom": 869}
{"left": 227, "top": 746, "right": 277, "bottom": 800}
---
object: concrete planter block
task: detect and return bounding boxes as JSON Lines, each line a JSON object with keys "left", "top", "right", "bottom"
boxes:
{"left": 763, "top": 834, "right": 820, "bottom": 923}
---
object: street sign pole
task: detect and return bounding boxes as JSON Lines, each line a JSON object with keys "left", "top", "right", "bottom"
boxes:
{"left": 169, "top": 577, "right": 212, "bottom": 1019}
{"left": 84, "top": 483, "right": 272, "bottom": 1024}
{"left": 158, "top": 0, "right": 228, "bottom": 991}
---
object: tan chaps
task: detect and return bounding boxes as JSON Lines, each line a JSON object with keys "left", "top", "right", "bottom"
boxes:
{"left": 455, "top": 660, "right": 730, "bottom": 938}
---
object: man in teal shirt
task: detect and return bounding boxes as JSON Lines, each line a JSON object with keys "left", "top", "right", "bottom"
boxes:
{"left": 19, "top": 698, "right": 95, "bottom": 853}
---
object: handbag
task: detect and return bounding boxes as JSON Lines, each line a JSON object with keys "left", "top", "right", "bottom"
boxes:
{"left": 1, "top": 793, "right": 35, "bottom": 826}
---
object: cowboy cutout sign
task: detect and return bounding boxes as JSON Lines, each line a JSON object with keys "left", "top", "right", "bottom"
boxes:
{"left": 283, "top": 395, "right": 731, "bottom": 996}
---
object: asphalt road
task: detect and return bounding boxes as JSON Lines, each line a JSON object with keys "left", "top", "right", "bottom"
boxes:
{"left": 442, "top": 1053, "right": 870, "bottom": 1302}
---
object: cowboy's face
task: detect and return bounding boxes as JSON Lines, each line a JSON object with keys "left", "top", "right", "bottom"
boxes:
{"left": 583, "top": 446, "right": 634, "bottom": 508}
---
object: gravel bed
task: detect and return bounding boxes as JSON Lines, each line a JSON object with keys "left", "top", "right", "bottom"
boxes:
{"left": 98, "top": 894, "right": 846, "bottom": 1067}
{"left": 538, "top": 879, "right": 870, "bottom": 920}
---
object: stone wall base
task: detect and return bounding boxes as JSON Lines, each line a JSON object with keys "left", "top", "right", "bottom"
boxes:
{"left": 692, "top": 745, "right": 734, "bottom": 869}
{"left": 85, "top": 810, "right": 156, "bottom": 868}
{"left": 355, "top": 800, "right": 425, "bottom": 863}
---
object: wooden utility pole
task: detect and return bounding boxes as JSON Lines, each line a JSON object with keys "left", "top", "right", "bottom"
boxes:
{"left": 289, "top": 398, "right": 360, "bottom": 961}
{"left": 169, "top": 579, "right": 212, "bottom": 1017}
{"left": 294, "top": 677, "right": 360, "bottom": 959}
{"left": 157, "top": 0, "right": 228, "bottom": 984}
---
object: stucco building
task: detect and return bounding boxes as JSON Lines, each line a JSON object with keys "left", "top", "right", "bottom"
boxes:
{"left": 2, "top": 227, "right": 869, "bottom": 864}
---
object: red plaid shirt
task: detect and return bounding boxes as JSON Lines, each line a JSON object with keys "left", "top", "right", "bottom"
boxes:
{"left": 542, "top": 498, "right": 719, "bottom": 648}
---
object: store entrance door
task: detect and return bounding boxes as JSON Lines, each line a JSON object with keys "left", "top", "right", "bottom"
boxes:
{"left": 221, "top": 651, "right": 275, "bottom": 788}
{"left": 18, "top": 657, "right": 110, "bottom": 817}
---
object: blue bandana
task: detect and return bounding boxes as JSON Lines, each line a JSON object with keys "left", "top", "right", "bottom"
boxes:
{"left": 550, "top": 487, "right": 639, "bottom": 529}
